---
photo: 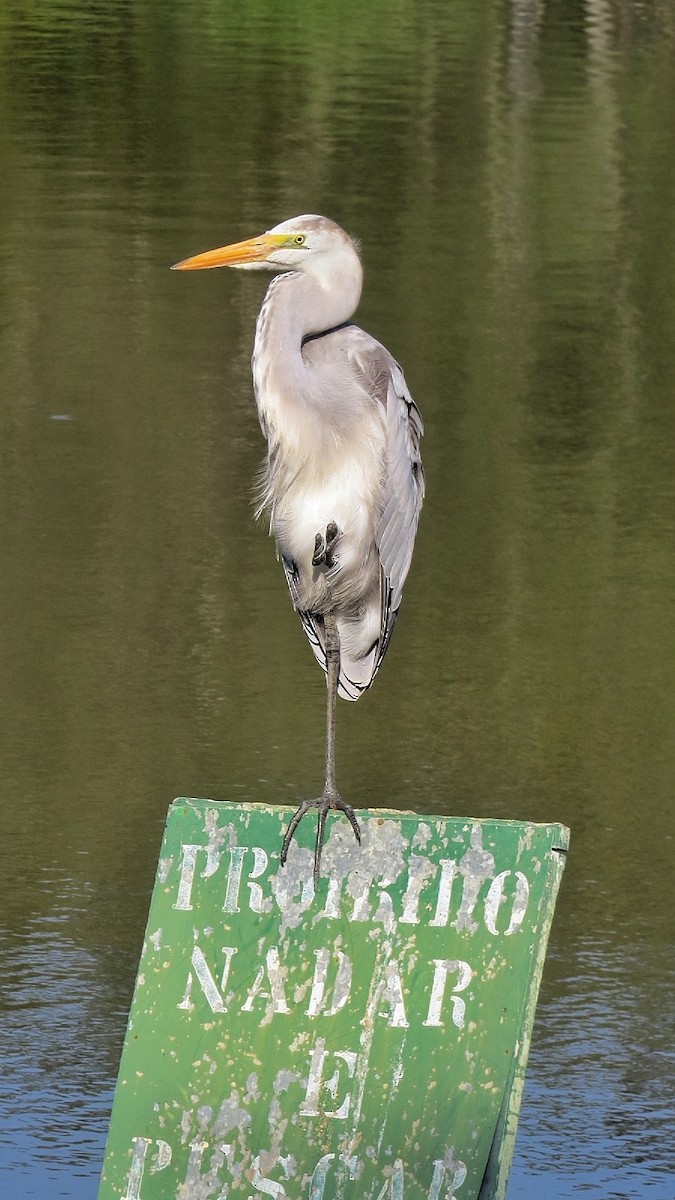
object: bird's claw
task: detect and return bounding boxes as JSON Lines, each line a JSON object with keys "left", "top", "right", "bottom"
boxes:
{"left": 280, "top": 791, "right": 361, "bottom": 888}
{"left": 325, "top": 521, "right": 339, "bottom": 568}
{"left": 311, "top": 521, "right": 340, "bottom": 569}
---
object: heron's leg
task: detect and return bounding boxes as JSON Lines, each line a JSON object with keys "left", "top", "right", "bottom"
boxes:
{"left": 280, "top": 610, "right": 361, "bottom": 886}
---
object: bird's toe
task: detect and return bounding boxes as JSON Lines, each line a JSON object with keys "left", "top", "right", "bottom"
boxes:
{"left": 325, "top": 521, "right": 340, "bottom": 567}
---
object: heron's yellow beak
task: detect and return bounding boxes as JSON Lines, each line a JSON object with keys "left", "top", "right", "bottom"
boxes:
{"left": 171, "top": 233, "right": 288, "bottom": 271}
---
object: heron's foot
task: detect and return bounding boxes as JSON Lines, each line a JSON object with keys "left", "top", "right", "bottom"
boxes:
{"left": 311, "top": 533, "right": 325, "bottom": 566}
{"left": 324, "top": 521, "right": 339, "bottom": 567}
{"left": 280, "top": 785, "right": 360, "bottom": 887}
{"left": 311, "top": 521, "right": 340, "bottom": 568}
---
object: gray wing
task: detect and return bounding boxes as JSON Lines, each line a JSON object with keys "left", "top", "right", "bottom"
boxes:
{"left": 376, "top": 358, "right": 424, "bottom": 657}
{"left": 281, "top": 324, "right": 424, "bottom": 700}
{"left": 346, "top": 328, "right": 425, "bottom": 678}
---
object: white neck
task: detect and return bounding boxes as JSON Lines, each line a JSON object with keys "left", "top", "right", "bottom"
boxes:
{"left": 252, "top": 260, "right": 362, "bottom": 446}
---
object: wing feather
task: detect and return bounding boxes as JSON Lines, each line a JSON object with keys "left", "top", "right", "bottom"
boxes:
{"left": 280, "top": 324, "right": 423, "bottom": 701}
{"left": 345, "top": 333, "right": 424, "bottom": 680}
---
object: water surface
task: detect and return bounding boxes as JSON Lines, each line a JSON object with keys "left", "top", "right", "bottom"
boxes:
{"left": 0, "top": 2, "right": 674, "bottom": 1197}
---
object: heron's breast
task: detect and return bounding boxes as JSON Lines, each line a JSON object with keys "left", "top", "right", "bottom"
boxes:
{"left": 273, "top": 453, "right": 382, "bottom": 573}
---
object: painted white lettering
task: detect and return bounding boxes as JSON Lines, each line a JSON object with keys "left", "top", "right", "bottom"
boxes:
{"left": 374, "top": 1160, "right": 404, "bottom": 1200}
{"left": 301, "top": 1038, "right": 357, "bottom": 1119}
{"left": 423, "top": 960, "right": 472, "bottom": 1028}
{"left": 400, "top": 856, "right": 436, "bottom": 924}
{"left": 183, "top": 1140, "right": 209, "bottom": 1188}
{"left": 430, "top": 860, "right": 456, "bottom": 927}
{"left": 173, "top": 845, "right": 199, "bottom": 911}
{"left": 182, "top": 1139, "right": 233, "bottom": 1198}
{"left": 309, "top": 1154, "right": 335, "bottom": 1200}
{"left": 379, "top": 961, "right": 409, "bottom": 1028}
{"left": 306, "top": 949, "right": 352, "bottom": 1017}
{"left": 240, "top": 947, "right": 290, "bottom": 1017}
{"left": 173, "top": 831, "right": 533, "bottom": 942}
{"left": 174, "top": 843, "right": 221, "bottom": 911}
{"left": 122, "top": 1136, "right": 172, "bottom": 1200}
{"left": 251, "top": 1155, "right": 287, "bottom": 1197}
{"left": 177, "top": 946, "right": 237, "bottom": 1014}
{"left": 371, "top": 864, "right": 404, "bottom": 931}
{"left": 272, "top": 867, "right": 315, "bottom": 924}
{"left": 247, "top": 848, "right": 271, "bottom": 913}
{"left": 427, "top": 1155, "right": 467, "bottom": 1199}
{"left": 308, "top": 1153, "right": 358, "bottom": 1200}
{"left": 454, "top": 826, "right": 495, "bottom": 932}
{"left": 321, "top": 875, "right": 343, "bottom": 920}
{"left": 301, "top": 1039, "right": 327, "bottom": 1115}
{"left": 348, "top": 869, "right": 402, "bottom": 927}
{"left": 349, "top": 881, "right": 371, "bottom": 923}
{"left": 483, "top": 870, "right": 529, "bottom": 935}
{"left": 222, "top": 845, "right": 247, "bottom": 913}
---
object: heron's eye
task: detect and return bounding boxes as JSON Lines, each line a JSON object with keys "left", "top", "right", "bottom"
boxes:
{"left": 292, "top": 234, "right": 306, "bottom": 246}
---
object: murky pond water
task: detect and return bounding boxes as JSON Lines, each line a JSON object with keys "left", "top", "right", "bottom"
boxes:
{"left": 1, "top": 2, "right": 673, "bottom": 1197}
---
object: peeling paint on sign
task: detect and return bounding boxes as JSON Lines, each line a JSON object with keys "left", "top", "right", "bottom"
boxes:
{"left": 98, "top": 801, "right": 568, "bottom": 1200}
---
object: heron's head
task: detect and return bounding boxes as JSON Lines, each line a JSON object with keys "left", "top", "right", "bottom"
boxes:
{"left": 171, "top": 215, "right": 361, "bottom": 282}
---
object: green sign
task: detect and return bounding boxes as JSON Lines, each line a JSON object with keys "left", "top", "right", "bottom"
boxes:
{"left": 98, "top": 800, "right": 568, "bottom": 1200}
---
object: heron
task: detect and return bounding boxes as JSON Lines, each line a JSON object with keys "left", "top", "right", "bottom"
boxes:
{"left": 172, "top": 215, "right": 424, "bottom": 885}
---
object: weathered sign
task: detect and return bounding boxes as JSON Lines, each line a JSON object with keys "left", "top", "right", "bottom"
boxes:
{"left": 98, "top": 799, "right": 568, "bottom": 1200}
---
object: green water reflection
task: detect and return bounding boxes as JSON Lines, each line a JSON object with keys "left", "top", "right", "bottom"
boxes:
{"left": 0, "top": 2, "right": 673, "bottom": 1197}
